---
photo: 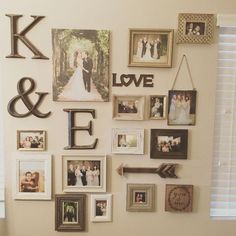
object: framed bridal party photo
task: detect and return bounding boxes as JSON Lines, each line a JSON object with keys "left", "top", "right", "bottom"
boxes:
{"left": 52, "top": 29, "right": 110, "bottom": 102}
{"left": 150, "top": 129, "right": 188, "bottom": 159}
{"left": 168, "top": 90, "right": 197, "bottom": 125}
{"left": 62, "top": 155, "right": 106, "bottom": 193}
{"left": 128, "top": 29, "right": 174, "bottom": 68}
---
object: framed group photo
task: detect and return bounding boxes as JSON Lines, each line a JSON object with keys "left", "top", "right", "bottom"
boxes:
{"left": 128, "top": 28, "right": 174, "bottom": 68}
{"left": 168, "top": 90, "right": 197, "bottom": 125}
{"left": 17, "top": 130, "right": 46, "bottom": 151}
{"left": 13, "top": 154, "right": 52, "bottom": 200}
{"left": 62, "top": 155, "right": 106, "bottom": 193}
{"left": 126, "top": 184, "right": 155, "bottom": 212}
{"left": 55, "top": 194, "right": 86, "bottom": 232}
{"left": 177, "top": 13, "right": 214, "bottom": 44}
{"left": 111, "top": 128, "right": 144, "bottom": 154}
{"left": 150, "top": 129, "right": 188, "bottom": 159}
{"left": 90, "top": 194, "right": 112, "bottom": 222}
{"left": 52, "top": 29, "right": 110, "bottom": 102}
{"left": 149, "top": 95, "right": 167, "bottom": 120}
{"left": 112, "top": 95, "right": 145, "bottom": 120}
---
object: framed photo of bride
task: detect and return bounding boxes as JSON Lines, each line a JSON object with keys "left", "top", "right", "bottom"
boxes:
{"left": 52, "top": 29, "right": 110, "bottom": 102}
{"left": 128, "top": 29, "right": 174, "bottom": 68}
{"left": 168, "top": 90, "right": 197, "bottom": 125}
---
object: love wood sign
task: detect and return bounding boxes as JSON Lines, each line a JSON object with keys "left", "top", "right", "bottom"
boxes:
{"left": 112, "top": 73, "right": 154, "bottom": 87}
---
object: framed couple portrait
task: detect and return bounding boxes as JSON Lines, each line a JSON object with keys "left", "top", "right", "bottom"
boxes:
{"left": 126, "top": 184, "right": 155, "bottom": 212}
{"left": 55, "top": 194, "right": 86, "bottom": 232}
{"left": 177, "top": 13, "right": 214, "bottom": 44}
{"left": 128, "top": 28, "right": 174, "bottom": 68}
{"left": 13, "top": 154, "right": 52, "bottom": 200}
{"left": 62, "top": 155, "right": 106, "bottom": 193}
{"left": 150, "top": 129, "right": 188, "bottom": 159}
{"left": 149, "top": 95, "right": 167, "bottom": 120}
{"left": 52, "top": 29, "right": 110, "bottom": 102}
{"left": 111, "top": 128, "right": 144, "bottom": 155}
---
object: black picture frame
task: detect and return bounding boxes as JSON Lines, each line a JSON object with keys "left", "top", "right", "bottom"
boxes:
{"left": 150, "top": 129, "right": 188, "bottom": 159}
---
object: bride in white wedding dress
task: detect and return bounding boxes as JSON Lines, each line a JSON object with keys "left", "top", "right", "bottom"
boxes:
{"left": 57, "top": 50, "right": 100, "bottom": 101}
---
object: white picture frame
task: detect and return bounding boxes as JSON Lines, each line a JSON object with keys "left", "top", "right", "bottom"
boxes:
{"left": 111, "top": 128, "right": 144, "bottom": 154}
{"left": 13, "top": 154, "right": 52, "bottom": 200}
{"left": 62, "top": 155, "right": 106, "bottom": 193}
{"left": 90, "top": 194, "right": 112, "bottom": 222}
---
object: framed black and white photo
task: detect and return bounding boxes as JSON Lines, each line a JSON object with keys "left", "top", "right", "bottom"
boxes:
{"left": 168, "top": 90, "right": 197, "bottom": 125}
{"left": 62, "top": 155, "right": 106, "bottom": 193}
{"left": 177, "top": 13, "right": 214, "bottom": 44}
{"left": 150, "top": 129, "right": 188, "bottom": 159}
{"left": 111, "top": 128, "right": 144, "bottom": 154}
{"left": 149, "top": 95, "right": 167, "bottom": 120}
{"left": 112, "top": 95, "right": 145, "bottom": 120}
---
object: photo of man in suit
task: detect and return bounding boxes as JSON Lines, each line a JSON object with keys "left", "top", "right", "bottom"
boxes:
{"left": 82, "top": 51, "right": 93, "bottom": 92}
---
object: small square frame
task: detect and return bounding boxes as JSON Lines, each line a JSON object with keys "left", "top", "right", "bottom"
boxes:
{"left": 128, "top": 28, "right": 174, "bottom": 67}
{"left": 62, "top": 155, "right": 106, "bottom": 193}
{"left": 149, "top": 95, "right": 167, "bottom": 120}
{"left": 150, "top": 129, "right": 188, "bottom": 159}
{"left": 112, "top": 95, "right": 145, "bottom": 120}
{"left": 90, "top": 194, "right": 112, "bottom": 222}
{"left": 165, "top": 184, "right": 193, "bottom": 212}
{"left": 177, "top": 13, "right": 214, "bottom": 44}
{"left": 126, "top": 184, "right": 155, "bottom": 212}
{"left": 13, "top": 154, "right": 52, "bottom": 200}
{"left": 111, "top": 128, "right": 144, "bottom": 154}
{"left": 55, "top": 194, "right": 86, "bottom": 231}
{"left": 17, "top": 130, "right": 46, "bottom": 151}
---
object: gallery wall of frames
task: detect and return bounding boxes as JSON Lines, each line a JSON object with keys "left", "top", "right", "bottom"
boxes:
{"left": 1, "top": 1, "right": 236, "bottom": 236}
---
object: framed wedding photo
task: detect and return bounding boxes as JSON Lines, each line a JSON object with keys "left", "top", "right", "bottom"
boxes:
{"left": 55, "top": 194, "right": 86, "bottom": 232}
{"left": 150, "top": 129, "right": 188, "bottom": 159}
{"left": 165, "top": 184, "right": 193, "bottom": 212}
{"left": 177, "top": 13, "right": 214, "bottom": 44}
{"left": 62, "top": 155, "right": 106, "bottom": 193}
{"left": 149, "top": 95, "right": 167, "bottom": 120}
{"left": 90, "top": 194, "right": 112, "bottom": 222}
{"left": 112, "top": 95, "right": 145, "bottom": 120}
{"left": 128, "top": 28, "right": 174, "bottom": 68}
{"left": 111, "top": 128, "right": 144, "bottom": 154}
{"left": 13, "top": 154, "right": 52, "bottom": 200}
{"left": 126, "top": 184, "right": 155, "bottom": 212}
{"left": 168, "top": 90, "right": 197, "bottom": 125}
{"left": 52, "top": 29, "right": 110, "bottom": 102}
{"left": 17, "top": 130, "right": 46, "bottom": 151}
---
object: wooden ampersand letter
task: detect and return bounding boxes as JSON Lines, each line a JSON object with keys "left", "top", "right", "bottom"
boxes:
{"left": 63, "top": 109, "right": 98, "bottom": 150}
{"left": 6, "top": 14, "right": 48, "bottom": 59}
{"left": 7, "top": 77, "right": 51, "bottom": 118}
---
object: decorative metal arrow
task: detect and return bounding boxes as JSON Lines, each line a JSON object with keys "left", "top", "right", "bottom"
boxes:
{"left": 116, "top": 163, "right": 178, "bottom": 178}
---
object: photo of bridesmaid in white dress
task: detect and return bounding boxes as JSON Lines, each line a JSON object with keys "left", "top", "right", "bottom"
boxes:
{"left": 168, "top": 90, "right": 197, "bottom": 125}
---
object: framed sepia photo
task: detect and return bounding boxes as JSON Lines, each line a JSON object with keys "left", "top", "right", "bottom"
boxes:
{"left": 90, "top": 194, "right": 112, "bottom": 222}
{"left": 111, "top": 128, "right": 144, "bottom": 154}
{"left": 168, "top": 90, "right": 197, "bottom": 125}
{"left": 150, "top": 129, "right": 188, "bottom": 159}
{"left": 177, "top": 13, "right": 214, "bottom": 44}
{"left": 165, "top": 184, "right": 193, "bottom": 212}
{"left": 13, "top": 154, "right": 52, "bottom": 200}
{"left": 126, "top": 184, "right": 155, "bottom": 212}
{"left": 62, "top": 155, "right": 106, "bottom": 193}
{"left": 128, "top": 28, "right": 174, "bottom": 68}
{"left": 55, "top": 194, "right": 86, "bottom": 231}
{"left": 52, "top": 29, "right": 110, "bottom": 102}
{"left": 149, "top": 95, "right": 167, "bottom": 120}
{"left": 112, "top": 95, "right": 145, "bottom": 120}
{"left": 17, "top": 130, "right": 46, "bottom": 151}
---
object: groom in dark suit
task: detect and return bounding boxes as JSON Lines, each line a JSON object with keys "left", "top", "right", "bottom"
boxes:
{"left": 82, "top": 51, "right": 93, "bottom": 92}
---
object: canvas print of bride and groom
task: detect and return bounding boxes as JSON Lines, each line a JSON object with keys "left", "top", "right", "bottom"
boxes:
{"left": 52, "top": 29, "right": 110, "bottom": 102}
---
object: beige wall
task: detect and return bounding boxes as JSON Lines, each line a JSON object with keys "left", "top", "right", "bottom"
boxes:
{"left": 1, "top": 0, "right": 236, "bottom": 236}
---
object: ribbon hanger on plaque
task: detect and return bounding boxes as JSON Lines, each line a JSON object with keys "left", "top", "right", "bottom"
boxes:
{"left": 168, "top": 54, "right": 197, "bottom": 126}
